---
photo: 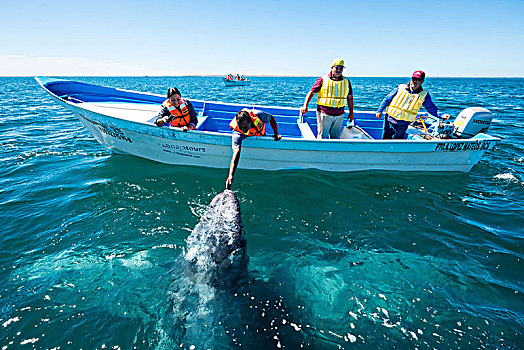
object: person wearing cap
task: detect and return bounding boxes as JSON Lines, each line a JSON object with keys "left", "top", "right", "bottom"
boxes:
{"left": 155, "top": 87, "right": 198, "bottom": 131}
{"left": 376, "top": 71, "right": 449, "bottom": 139}
{"left": 300, "top": 58, "right": 354, "bottom": 139}
{"left": 225, "top": 108, "right": 281, "bottom": 189}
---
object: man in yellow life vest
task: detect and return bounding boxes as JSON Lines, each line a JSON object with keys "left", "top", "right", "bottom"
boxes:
{"left": 226, "top": 109, "right": 281, "bottom": 189}
{"left": 155, "top": 87, "right": 198, "bottom": 132}
{"left": 376, "top": 71, "right": 449, "bottom": 139}
{"left": 300, "top": 58, "right": 354, "bottom": 139}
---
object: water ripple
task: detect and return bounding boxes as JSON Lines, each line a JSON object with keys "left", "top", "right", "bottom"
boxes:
{"left": 1, "top": 77, "right": 523, "bottom": 348}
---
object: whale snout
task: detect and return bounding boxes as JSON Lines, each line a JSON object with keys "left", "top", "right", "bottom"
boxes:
{"left": 185, "top": 190, "right": 246, "bottom": 269}
{"left": 209, "top": 189, "right": 240, "bottom": 213}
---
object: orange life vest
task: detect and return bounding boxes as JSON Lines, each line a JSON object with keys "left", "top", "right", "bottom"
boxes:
{"left": 229, "top": 111, "right": 266, "bottom": 136}
{"left": 162, "top": 99, "right": 191, "bottom": 127}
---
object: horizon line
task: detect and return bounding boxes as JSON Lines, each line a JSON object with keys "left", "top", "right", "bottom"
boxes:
{"left": 2, "top": 74, "right": 524, "bottom": 79}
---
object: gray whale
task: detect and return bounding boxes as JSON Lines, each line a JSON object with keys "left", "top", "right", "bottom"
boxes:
{"left": 184, "top": 189, "right": 246, "bottom": 272}
{"left": 163, "top": 190, "right": 249, "bottom": 348}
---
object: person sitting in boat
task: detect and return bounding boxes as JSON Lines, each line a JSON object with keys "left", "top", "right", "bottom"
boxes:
{"left": 300, "top": 58, "right": 354, "bottom": 139}
{"left": 375, "top": 70, "right": 449, "bottom": 139}
{"left": 155, "top": 87, "right": 198, "bottom": 131}
{"left": 226, "top": 109, "right": 281, "bottom": 189}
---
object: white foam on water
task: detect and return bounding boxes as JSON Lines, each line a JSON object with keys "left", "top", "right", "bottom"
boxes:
{"left": 2, "top": 317, "right": 20, "bottom": 328}
{"left": 493, "top": 173, "right": 521, "bottom": 184}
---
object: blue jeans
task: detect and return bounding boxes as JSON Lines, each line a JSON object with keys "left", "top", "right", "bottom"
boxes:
{"left": 383, "top": 115, "right": 410, "bottom": 139}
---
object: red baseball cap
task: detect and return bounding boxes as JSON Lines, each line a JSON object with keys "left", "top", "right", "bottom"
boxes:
{"left": 412, "top": 70, "right": 425, "bottom": 80}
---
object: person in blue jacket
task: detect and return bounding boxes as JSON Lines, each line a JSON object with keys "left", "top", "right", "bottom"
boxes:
{"left": 376, "top": 71, "right": 449, "bottom": 139}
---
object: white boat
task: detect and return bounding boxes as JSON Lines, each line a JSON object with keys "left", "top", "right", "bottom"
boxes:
{"left": 36, "top": 77, "right": 500, "bottom": 173}
{"left": 222, "top": 78, "right": 251, "bottom": 86}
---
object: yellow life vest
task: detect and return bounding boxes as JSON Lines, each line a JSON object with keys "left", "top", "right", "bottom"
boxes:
{"left": 317, "top": 75, "right": 350, "bottom": 108}
{"left": 386, "top": 84, "right": 428, "bottom": 122}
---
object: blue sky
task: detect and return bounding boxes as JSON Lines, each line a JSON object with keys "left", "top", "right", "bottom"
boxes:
{"left": 1, "top": 0, "right": 523, "bottom": 77}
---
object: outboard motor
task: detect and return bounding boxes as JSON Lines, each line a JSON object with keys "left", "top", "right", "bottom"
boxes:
{"left": 453, "top": 107, "right": 493, "bottom": 138}
{"left": 436, "top": 119, "right": 454, "bottom": 138}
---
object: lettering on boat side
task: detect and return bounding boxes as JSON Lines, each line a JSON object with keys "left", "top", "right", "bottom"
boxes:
{"left": 434, "top": 140, "right": 493, "bottom": 152}
{"left": 160, "top": 143, "right": 206, "bottom": 158}
{"left": 97, "top": 125, "right": 133, "bottom": 143}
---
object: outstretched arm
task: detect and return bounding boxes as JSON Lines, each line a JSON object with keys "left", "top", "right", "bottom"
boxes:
{"left": 226, "top": 147, "right": 241, "bottom": 189}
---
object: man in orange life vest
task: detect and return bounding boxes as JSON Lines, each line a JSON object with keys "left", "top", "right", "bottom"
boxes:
{"left": 226, "top": 109, "right": 281, "bottom": 189}
{"left": 155, "top": 87, "right": 198, "bottom": 131}
{"left": 300, "top": 58, "right": 354, "bottom": 139}
{"left": 376, "top": 71, "right": 449, "bottom": 139}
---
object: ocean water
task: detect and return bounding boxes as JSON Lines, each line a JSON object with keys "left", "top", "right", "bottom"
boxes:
{"left": 0, "top": 76, "right": 523, "bottom": 349}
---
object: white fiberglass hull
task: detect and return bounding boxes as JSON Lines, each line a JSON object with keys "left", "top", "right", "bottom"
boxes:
{"left": 73, "top": 105, "right": 494, "bottom": 173}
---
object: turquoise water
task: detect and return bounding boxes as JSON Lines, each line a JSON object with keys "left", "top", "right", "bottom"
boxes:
{"left": 1, "top": 76, "right": 523, "bottom": 349}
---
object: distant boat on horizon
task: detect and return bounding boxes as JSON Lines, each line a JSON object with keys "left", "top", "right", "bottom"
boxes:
{"left": 221, "top": 77, "right": 251, "bottom": 86}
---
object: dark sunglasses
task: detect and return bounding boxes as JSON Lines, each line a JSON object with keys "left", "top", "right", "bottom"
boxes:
{"left": 412, "top": 77, "right": 422, "bottom": 82}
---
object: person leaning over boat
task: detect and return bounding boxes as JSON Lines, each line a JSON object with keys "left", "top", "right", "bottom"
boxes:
{"left": 225, "top": 109, "right": 281, "bottom": 189}
{"left": 376, "top": 71, "right": 449, "bottom": 139}
{"left": 300, "top": 58, "right": 354, "bottom": 139}
{"left": 155, "top": 87, "right": 198, "bottom": 132}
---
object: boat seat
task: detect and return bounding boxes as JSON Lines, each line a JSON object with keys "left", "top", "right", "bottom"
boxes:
{"left": 146, "top": 115, "right": 171, "bottom": 128}
{"left": 196, "top": 116, "right": 208, "bottom": 130}
{"left": 364, "top": 128, "right": 382, "bottom": 140}
{"left": 298, "top": 121, "right": 316, "bottom": 140}
{"left": 147, "top": 115, "right": 159, "bottom": 124}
